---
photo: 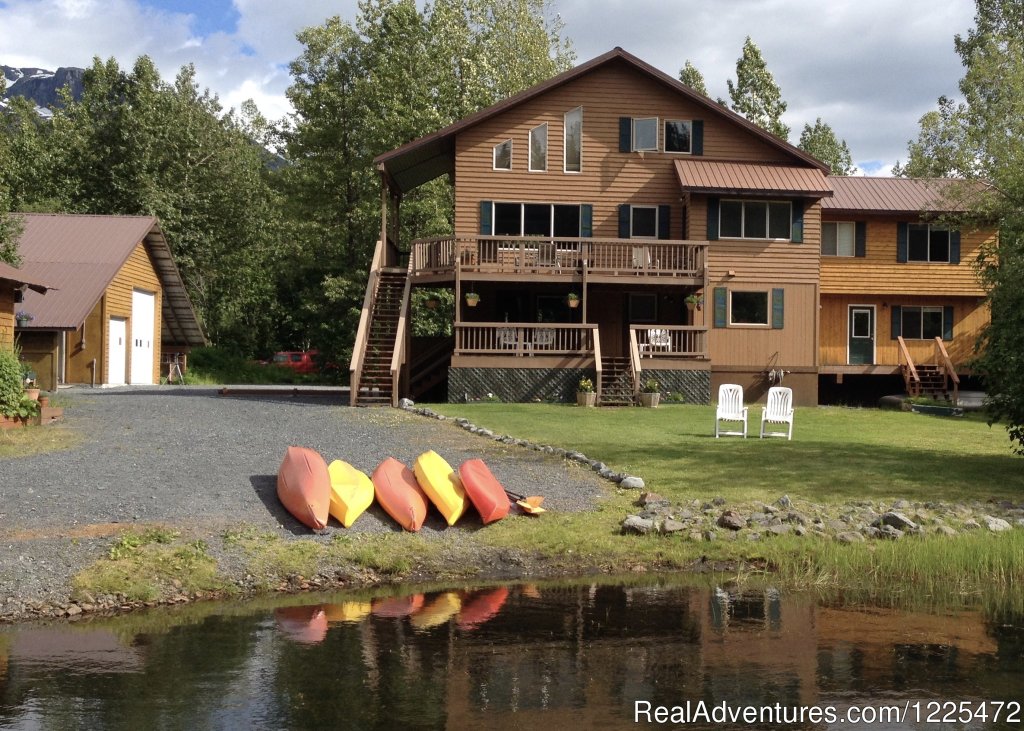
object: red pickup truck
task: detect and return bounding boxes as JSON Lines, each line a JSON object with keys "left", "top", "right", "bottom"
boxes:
{"left": 270, "top": 350, "right": 320, "bottom": 374}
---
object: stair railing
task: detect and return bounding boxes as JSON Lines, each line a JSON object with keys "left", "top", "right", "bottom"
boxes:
{"left": 896, "top": 336, "right": 921, "bottom": 397}
{"left": 388, "top": 257, "right": 414, "bottom": 406}
{"left": 350, "top": 240, "right": 385, "bottom": 406}
{"left": 628, "top": 328, "right": 642, "bottom": 399}
{"left": 933, "top": 336, "right": 960, "bottom": 404}
{"left": 593, "top": 331, "right": 603, "bottom": 403}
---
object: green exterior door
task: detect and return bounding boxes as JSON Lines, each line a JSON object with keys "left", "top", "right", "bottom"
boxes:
{"left": 848, "top": 306, "right": 875, "bottom": 365}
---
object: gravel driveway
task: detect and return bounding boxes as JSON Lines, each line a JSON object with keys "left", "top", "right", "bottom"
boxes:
{"left": 0, "top": 387, "right": 608, "bottom": 614}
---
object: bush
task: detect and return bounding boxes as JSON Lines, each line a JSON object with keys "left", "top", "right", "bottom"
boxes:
{"left": 0, "top": 348, "right": 25, "bottom": 416}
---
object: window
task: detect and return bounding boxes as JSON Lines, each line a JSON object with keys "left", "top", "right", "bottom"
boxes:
{"left": 488, "top": 202, "right": 584, "bottom": 237}
{"left": 564, "top": 107, "right": 582, "bottom": 172}
{"left": 628, "top": 293, "right": 658, "bottom": 322}
{"left": 632, "top": 117, "right": 658, "bottom": 151}
{"left": 730, "top": 291, "right": 769, "bottom": 326}
{"left": 900, "top": 306, "right": 945, "bottom": 340}
{"left": 529, "top": 123, "right": 547, "bottom": 172}
{"left": 908, "top": 224, "right": 950, "bottom": 262}
{"left": 631, "top": 206, "right": 658, "bottom": 238}
{"left": 822, "top": 221, "right": 856, "bottom": 256}
{"left": 719, "top": 200, "right": 791, "bottom": 240}
{"left": 664, "top": 120, "right": 692, "bottom": 153}
{"left": 493, "top": 139, "right": 512, "bottom": 170}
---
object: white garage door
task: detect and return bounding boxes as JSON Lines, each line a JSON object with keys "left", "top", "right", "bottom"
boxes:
{"left": 130, "top": 289, "right": 156, "bottom": 385}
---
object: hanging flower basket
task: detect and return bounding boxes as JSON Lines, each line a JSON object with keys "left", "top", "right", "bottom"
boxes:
{"left": 567, "top": 293, "right": 580, "bottom": 309}
{"left": 465, "top": 292, "right": 480, "bottom": 307}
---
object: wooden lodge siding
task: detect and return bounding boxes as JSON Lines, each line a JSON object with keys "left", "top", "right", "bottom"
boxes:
{"left": 453, "top": 59, "right": 792, "bottom": 238}
{"left": 819, "top": 294, "right": 988, "bottom": 367}
{"left": 67, "top": 302, "right": 106, "bottom": 385}
{"left": 0, "top": 289, "right": 13, "bottom": 350}
{"left": 819, "top": 217, "right": 990, "bottom": 296}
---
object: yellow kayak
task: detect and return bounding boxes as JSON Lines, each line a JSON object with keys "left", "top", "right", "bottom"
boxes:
{"left": 322, "top": 601, "right": 372, "bottom": 624}
{"left": 327, "top": 460, "right": 375, "bottom": 528}
{"left": 413, "top": 450, "right": 469, "bottom": 526}
{"left": 409, "top": 591, "right": 462, "bottom": 630}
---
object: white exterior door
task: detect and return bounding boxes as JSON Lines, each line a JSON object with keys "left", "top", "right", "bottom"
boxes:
{"left": 108, "top": 317, "right": 127, "bottom": 386}
{"left": 130, "top": 289, "right": 156, "bottom": 385}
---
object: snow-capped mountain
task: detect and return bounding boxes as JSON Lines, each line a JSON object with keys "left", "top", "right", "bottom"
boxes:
{"left": 2, "top": 65, "right": 85, "bottom": 117}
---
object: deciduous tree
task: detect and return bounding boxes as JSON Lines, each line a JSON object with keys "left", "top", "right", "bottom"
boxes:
{"left": 678, "top": 60, "right": 709, "bottom": 96}
{"left": 727, "top": 37, "right": 789, "bottom": 140}
{"left": 798, "top": 117, "right": 856, "bottom": 175}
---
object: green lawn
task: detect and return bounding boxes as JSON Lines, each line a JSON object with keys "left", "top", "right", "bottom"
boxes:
{"left": 426, "top": 403, "right": 1021, "bottom": 505}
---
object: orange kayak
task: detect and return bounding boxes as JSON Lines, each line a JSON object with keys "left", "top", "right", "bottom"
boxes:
{"left": 458, "top": 458, "right": 511, "bottom": 525}
{"left": 372, "top": 457, "right": 429, "bottom": 531}
{"left": 277, "top": 446, "right": 331, "bottom": 530}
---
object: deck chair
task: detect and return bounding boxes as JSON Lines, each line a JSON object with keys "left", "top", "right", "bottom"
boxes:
{"left": 641, "top": 328, "right": 671, "bottom": 357}
{"left": 496, "top": 327, "right": 518, "bottom": 350}
{"left": 631, "top": 246, "right": 651, "bottom": 270}
{"left": 536, "top": 241, "right": 561, "bottom": 271}
{"left": 715, "top": 384, "right": 748, "bottom": 438}
{"left": 760, "top": 386, "right": 794, "bottom": 440}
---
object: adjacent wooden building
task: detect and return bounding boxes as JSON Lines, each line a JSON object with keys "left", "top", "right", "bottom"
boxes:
{"left": 12, "top": 214, "right": 206, "bottom": 390}
{"left": 351, "top": 48, "right": 992, "bottom": 407}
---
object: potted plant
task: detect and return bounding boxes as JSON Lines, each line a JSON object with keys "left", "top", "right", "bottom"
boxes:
{"left": 576, "top": 377, "right": 596, "bottom": 407}
{"left": 465, "top": 291, "right": 480, "bottom": 307}
{"left": 684, "top": 294, "right": 702, "bottom": 312}
{"left": 639, "top": 377, "right": 660, "bottom": 408}
{"left": 567, "top": 292, "right": 580, "bottom": 309}
{"left": 15, "top": 310, "right": 33, "bottom": 327}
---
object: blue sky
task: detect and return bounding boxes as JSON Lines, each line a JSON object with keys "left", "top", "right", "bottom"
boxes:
{"left": 0, "top": 0, "right": 978, "bottom": 174}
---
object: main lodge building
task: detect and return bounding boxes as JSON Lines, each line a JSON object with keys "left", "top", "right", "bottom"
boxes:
{"left": 350, "top": 48, "right": 991, "bottom": 408}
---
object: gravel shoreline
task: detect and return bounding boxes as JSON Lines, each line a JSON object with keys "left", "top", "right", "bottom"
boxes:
{"left": 0, "top": 387, "right": 608, "bottom": 621}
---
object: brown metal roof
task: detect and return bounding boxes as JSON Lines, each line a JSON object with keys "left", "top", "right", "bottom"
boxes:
{"left": 13, "top": 213, "right": 206, "bottom": 346}
{"left": 375, "top": 47, "right": 828, "bottom": 193}
{"left": 0, "top": 261, "right": 54, "bottom": 293}
{"left": 822, "top": 176, "right": 987, "bottom": 214}
{"left": 675, "top": 159, "right": 833, "bottom": 198}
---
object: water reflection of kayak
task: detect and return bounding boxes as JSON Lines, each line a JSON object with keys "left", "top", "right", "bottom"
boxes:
{"left": 274, "top": 605, "right": 328, "bottom": 645}
{"left": 371, "top": 594, "right": 425, "bottom": 618}
{"left": 410, "top": 591, "right": 462, "bottom": 630}
{"left": 322, "top": 601, "right": 372, "bottom": 624}
{"left": 457, "top": 587, "right": 509, "bottom": 630}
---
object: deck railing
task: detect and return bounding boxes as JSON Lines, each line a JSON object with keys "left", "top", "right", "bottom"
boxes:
{"left": 896, "top": 336, "right": 921, "bottom": 396}
{"left": 630, "top": 325, "right": 708, "bottom": 359}
{"left": 349, "top": 239, "right": 385, "bottom": 405}
{"left": 411, "top": 236, "right": 707, "bottom": 278}
{"left": 454, "top": 323, "right": 597, "bottom": 357}
{"left": 933, "top": 336, "right": 960, "bottom": 404}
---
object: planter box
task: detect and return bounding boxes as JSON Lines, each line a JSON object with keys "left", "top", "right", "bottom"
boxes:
{"left": 576, "top": 391, "right": 596, "bottom": 407}
{"left": 639, "top": 392, "right": 660, "bottom": 408}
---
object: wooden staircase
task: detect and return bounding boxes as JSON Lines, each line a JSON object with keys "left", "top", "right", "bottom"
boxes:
{"left": 914, "top": 364, "right": 952, "bottom": 400}
{"left": 353, "top": 269, "right": 406, "bottom": 406}
{"left": 897, "top": 336, "right": 960, "bottom": 403}
{"left": 599, "top": 357, "right": 635, "bottom": 405}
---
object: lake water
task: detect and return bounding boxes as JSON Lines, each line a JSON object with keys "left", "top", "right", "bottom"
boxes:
{"left": 1, "top": 578, "right": 1021, "bottom": 730}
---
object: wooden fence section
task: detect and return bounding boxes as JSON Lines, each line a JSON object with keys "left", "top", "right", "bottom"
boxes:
{"left": 631, "top": 325, "right": 708, "bottom": 359}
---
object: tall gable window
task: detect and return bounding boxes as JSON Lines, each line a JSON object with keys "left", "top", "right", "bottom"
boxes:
{"left": 909, "top": 223, "right": 950, "bottom": 262}
{"left": 664, "top": 120, "right": 692, "bottom": 153}
{"left": 822, "top": 221, "right": 855, "bottom": 256}
{"left": 632, "top": 117, "right": 658, "bottom": 152}
{"left": 564, "top": 107, "right": 582, "bottom": 173}
{"left": 529, "top": 123, "right": 548, "bottom": 172}
{"left": 720, "top": 200, "right": 792, "bottom": 240}
{"left": 493, "top": 139, "right": 512, "bottom": 170}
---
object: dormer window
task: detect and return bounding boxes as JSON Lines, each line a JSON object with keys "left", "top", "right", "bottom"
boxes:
{"left": 493, "top": 139, "right": 512, "bottom": 170}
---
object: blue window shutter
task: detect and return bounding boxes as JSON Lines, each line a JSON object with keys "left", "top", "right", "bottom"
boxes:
{"left": 580, "top": 204, "right": 593, "bottom": 237}
{"left": 707, "top": 197, "right": 719, "bottom": 241}
{"left": 658, "top": 205, "right": 671, "bottom": 239}
{"left": 771, "top": 288, "right": 784, "bottom": 329}
{"left": 713, "top": 287, "right": 727, "bottom": 328}
{"left": 619, "top": 118, "right": 631, "bottom": 152}
{"left": 943, "top": 306, "right": 954, "bottom": 340}
{"left": 891, "top": 305, "right": 902, "bottom": 339}
{"left": 950, "top": 230, "right": 961, "bottom": 264}
{"left": 479, "top": 201, "right": 492, "bottom": 235}
{"left": 618, "top": 204, "right": 631, "bottom": 238}
{"left": 855, "top": 222, "right": 867, "bottom": 257}
{"left": 897, "top": 223, "right": 908, "bottom": 263}
{"left": 790, "top": 200, "right": 804, "bottom": 243}
{"left": 691, "top": 120, "right": 704, "bottom": 156}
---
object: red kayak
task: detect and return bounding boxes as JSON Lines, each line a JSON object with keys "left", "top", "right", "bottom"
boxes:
{"left": 277, "top": 446, "right": 331, "bottom": 530}
{"left": 372, "top": 457, "right": 429, "bottom": 531}
{"left": 274, "top": 605, "right": 328, "bottom": 645}
{"left": 458, "top": 458, "right": 511, "bottom": 525}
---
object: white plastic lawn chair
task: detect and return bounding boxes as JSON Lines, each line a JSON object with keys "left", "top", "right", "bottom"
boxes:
{"left": 715, "top": 384, "right": 747, "bottom": 438}
{"left": 760, "top": 386, "right": 794, "bottom": 440}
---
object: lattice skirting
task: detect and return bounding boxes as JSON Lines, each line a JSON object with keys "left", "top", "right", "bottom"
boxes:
{"left": 448, "top": 367, "right": 710, "bottom": 404}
